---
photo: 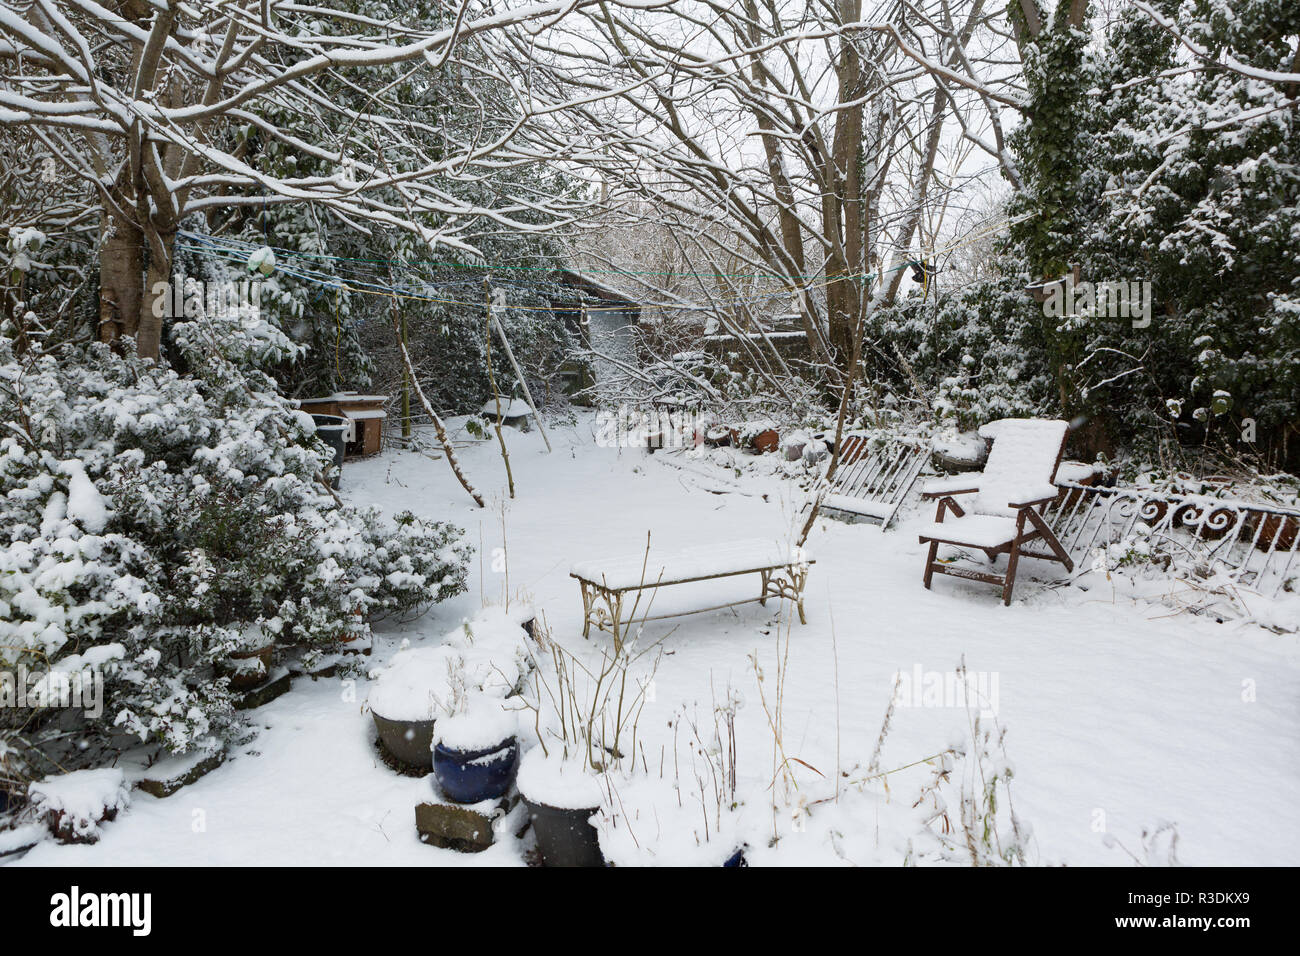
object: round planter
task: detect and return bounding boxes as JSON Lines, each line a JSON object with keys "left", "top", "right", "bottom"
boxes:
{"left": 311, "top": 414, "right": 348, "bottom": 490}
{"left": 523, "top": 798, "right": 604, "bottom": 867}
{"left": 722, "top": 847, "right": 748, "bottom": 867}
{"left": 372, "top": 712, "right": 437, "bottom": 770}
{"left": 932, "top": 446, "right": 987, "bottom": 474}
{"left": 433, "top": 737, "right": 519, "bottom": 804}
{"left": 223, "top": 644, "right": 273, "bottom": 691}
{"left": 704, "top": 426, "right": 735, "bottom": 448}
{"left": 748, "top": 429, "right": 779, "bottom": 454}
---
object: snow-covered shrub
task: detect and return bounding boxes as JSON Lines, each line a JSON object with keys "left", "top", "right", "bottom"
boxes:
{"left": 864, "top": 273, "right": 1054, "bottom": 432}
{"left": 0, "top": 307, "right": 471, "bottom": 779}
{"left": 343, "top": 510, "right": 472, "bottom": 621}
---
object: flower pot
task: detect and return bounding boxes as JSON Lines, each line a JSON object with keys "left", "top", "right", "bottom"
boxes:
{"left": 704, "top": 426, "right": 734, "bottom": 448}
{"left": 523, "top": 798, "right": 604, "bottom": 867}
{"left": 722, "top": 847, "right": 748, "bottom": 867}
{"left": 311, "top": 414, "right": 348, "bottom": 489}
{"left": 372, "top": 712, "right": 437, "bottom": 770}
{"left": 222, "top": 644, "right": 273, "bottom": 691}
{"left": 433, "top": 737, "right": 519, "bottom": 804}
{"left": 748, "top": 428, "right": 779, "bottom": 454}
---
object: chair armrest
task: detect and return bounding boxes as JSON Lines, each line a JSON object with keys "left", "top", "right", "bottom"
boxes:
{"left": 1009, "top": 496, "right": 1057, "bottom": 509}
{"left": 921, "top": 473, "right": 982, "bottom": 499}
{"left": 1006, "top": 484, "right": 1062, "bottom": 509}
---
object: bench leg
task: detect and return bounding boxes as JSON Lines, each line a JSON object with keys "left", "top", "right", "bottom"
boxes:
{"left": 579, "top": 582, "right": 593, "bottom": 639}
{"left": 759, "top": 569, "right": 770, "bottom": 606}
{"left": 793, "top": 564, "right": 808, "bottom": 624}
{"left": 765, "top": 565, "right": 809, "bottom": 624}
{"left": 923, "top": 540, "right": 939, "bottom": 589}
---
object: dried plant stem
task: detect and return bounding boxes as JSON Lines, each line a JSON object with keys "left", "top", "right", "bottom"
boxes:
{"left": 391, "top": 307, "right": 484, "bottom": 508}
{"left": 484, "top": 280, "right": 515, "bottom": 499}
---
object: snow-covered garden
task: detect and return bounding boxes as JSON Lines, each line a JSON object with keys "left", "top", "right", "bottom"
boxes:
{"left": 2, "top": 0, "right": 1298, "bottom": 874}
{"left": 5, "top": 413, "right": 1297, "bottom": 867}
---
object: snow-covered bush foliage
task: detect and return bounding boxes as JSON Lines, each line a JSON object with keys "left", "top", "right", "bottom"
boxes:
{"left": 998, "top": 0, "right": 1300, "bottom": 467}
{"left": 863, "top": 272, "right": 1054, "bottom": 431}
{"left": 0, "top": 305, "right": 471, "bottom": 779}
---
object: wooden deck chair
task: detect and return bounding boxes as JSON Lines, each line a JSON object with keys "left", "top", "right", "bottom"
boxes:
{"left": 820, "top": 433, "right": 929, "bottom": 529}
{"left": 917, "top": 418, "right": 1075, "bottom": 605}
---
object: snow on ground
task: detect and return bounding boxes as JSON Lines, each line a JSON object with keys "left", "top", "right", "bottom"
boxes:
{"left": 15, "top": 411, "right": 1300, "bottom": 866}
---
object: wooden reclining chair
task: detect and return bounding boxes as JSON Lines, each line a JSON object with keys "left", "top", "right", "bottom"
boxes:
{"left": 917, "top": 418, "right": 1075, "bottom": 605}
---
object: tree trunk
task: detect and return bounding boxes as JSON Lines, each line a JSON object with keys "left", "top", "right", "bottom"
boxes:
{"left": 98, "top": 214, "right": 144, "bottom": 346}
{"left": 825, "top": 0, "right": 865, "bottom": 378}
{"left": 138, "top": 228, "right": 175, "bottom": 361}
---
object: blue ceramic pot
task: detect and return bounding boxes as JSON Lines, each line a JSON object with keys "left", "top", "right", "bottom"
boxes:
{"left": 433, "top": 736, "right": 519, "bottom": 804}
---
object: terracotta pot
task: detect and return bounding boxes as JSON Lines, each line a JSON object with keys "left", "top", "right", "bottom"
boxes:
{"left": 1054, "top": 464, "right": 1099, "bottom": 508}
{"left": 748, "top": 429, "right": 779, "bottom": 454}
{"left": 223, "top": 644, "right": 273, "bottom": 691}
{"left": 338, "top": 608, "right": 366, "bottom": 644}
{"left": 703, "top": 426, "right": 734, "bottom": 448}
{"left": 1139, "top": 499, "right": 1170, "bottom": 525}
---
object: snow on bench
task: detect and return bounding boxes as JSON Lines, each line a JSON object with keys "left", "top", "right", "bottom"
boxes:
{"left": 570, "top": 538, "right": 814, "bottom": 650}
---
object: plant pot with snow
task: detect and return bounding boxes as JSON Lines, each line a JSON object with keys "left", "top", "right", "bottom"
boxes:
{"left": 367, "top": 644, "right": 465, "bottom": 771}
{"left": 372, "top": 713, "right": 439, "bottom": 769}
{"left": 704, "top": 426, "right": 735, "bottom": 448}
{"left": 219, "top": 624, "right": 274, "bottom": 691}
{"left": 517, "top": 749, "right": 605, "bottom": 867}
{"left": 810, "top": 432, "right": 836, "bottom": 456}
{"left": 738, "top": 421, "right": 780, "bottom": 454}
{"left": 431, "top": 697, "right": 520, "bottom": 804}
{"left": 931, "top": 432, "right": 988, "bottom": 473}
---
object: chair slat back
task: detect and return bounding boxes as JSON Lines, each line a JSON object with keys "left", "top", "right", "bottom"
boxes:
{"left": 973, "top": 419, "right": 1069, "bottom": 517}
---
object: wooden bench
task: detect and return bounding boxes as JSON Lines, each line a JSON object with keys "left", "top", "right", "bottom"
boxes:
{"left": 570, "top": 539, "right": 814, "bottom": 652}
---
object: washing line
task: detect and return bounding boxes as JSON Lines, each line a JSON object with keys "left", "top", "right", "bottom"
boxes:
{"left": 175, "top": 209, "right": 1036, "bottom": 314}
{"left": 178, "top": 239, "right": 845, "bottom": 312}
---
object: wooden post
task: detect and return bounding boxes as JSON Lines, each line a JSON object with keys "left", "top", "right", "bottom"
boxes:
{"left": 386, "top": 266, "right": 412, "bottom": 439}
{"left": 401, "top": 309, "right": 411, "bottom": 439}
